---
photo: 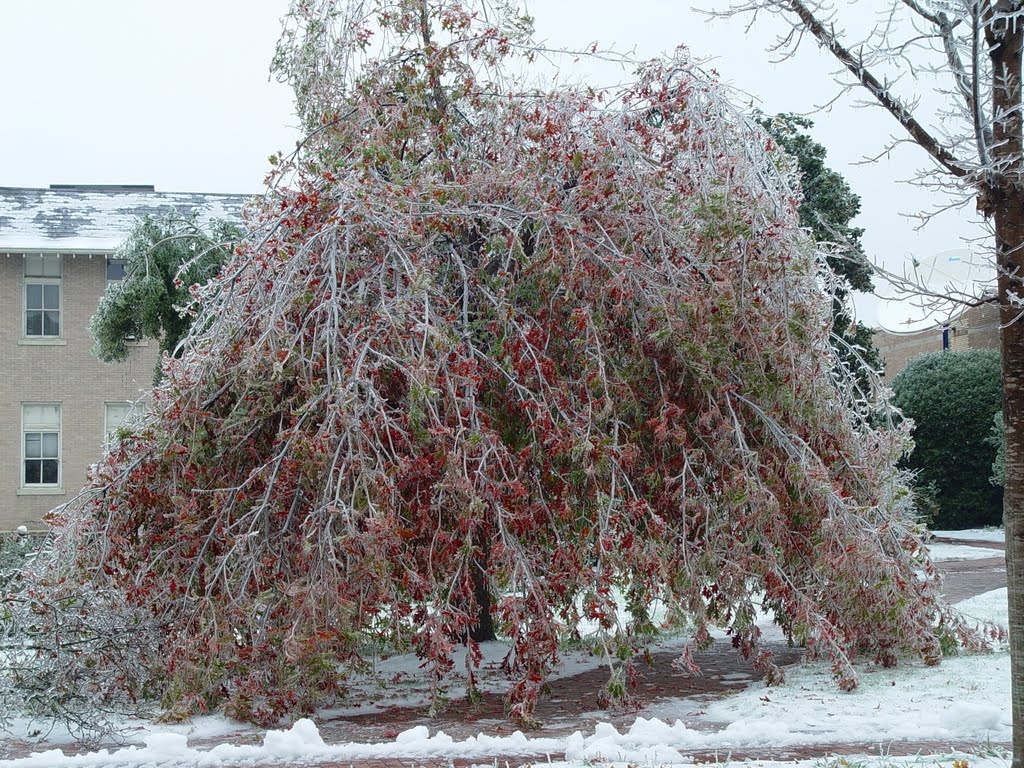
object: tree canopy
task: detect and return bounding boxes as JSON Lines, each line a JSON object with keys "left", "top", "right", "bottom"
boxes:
{"left": 2, "top": 0, "right": 978, "bottom": 736}
{"left": 757, "top": 114, "right": 872, "bottom": 293}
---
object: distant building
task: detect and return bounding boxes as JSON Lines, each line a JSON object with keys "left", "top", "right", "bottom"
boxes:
{"left": 868, "top": 249, "right": 1000, "bottom": 379}
{"left": 873, "top": 298, "right": 1001, "bottom": 379}
{"left": 0, "top": 185, "right": 247, "bottom": 531}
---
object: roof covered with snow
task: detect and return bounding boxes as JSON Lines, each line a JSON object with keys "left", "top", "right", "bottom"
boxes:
{"left": 0, "top": 185, "right": 250, "bottom": 253}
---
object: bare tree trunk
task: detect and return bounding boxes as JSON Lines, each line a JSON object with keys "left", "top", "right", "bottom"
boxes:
{"left": 469, "top": 535, "right": 496, "bottom": 642}
{"left": 1003, "top": 322, "right": 1024, "bottom": 768}
{"left": 989, "top": 8, "right": 1024, "bottom": 765}
{"left": 998, "top": 203, "right": 1024, "bottom": 768}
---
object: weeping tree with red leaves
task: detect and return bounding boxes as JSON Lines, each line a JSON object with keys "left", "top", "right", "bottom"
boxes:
{"left": 1, "top": 0, "right": 985, "bottom": 736}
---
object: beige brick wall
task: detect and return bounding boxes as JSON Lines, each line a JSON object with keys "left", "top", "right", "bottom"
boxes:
{"left": 874, "top": 300, "right": 1003, "bottom": 382}
{"left": 0, "top": 253, "right": 159, "bottom": 531}
{"left": 874, "top": 327, "right": 944, "bottom": 380}
{"left": 962, "top": 301, "right": 1002, "bottom": 352}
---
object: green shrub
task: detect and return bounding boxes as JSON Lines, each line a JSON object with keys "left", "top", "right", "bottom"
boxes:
{"left": 892, "top": 349, "right": 1003, "bottom": 528}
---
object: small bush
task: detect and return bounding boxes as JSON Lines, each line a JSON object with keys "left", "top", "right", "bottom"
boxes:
{"left": 891, "top": 349, "right": 1003, "bottom": 529}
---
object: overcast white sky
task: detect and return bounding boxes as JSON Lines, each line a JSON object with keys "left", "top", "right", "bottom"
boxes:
{"left": 0, "top": 0, "right": 991, "bottom": 325}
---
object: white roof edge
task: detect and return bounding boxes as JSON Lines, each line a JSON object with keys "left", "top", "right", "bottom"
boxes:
{"left": 0, "top": 187, "right": 247, "bottom": 254}
{"left": 0, "top": 247, "right": 119, "bottom": 255}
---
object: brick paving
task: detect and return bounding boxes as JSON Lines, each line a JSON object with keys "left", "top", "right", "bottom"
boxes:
{"left": 933, "top": 535, "right": 1006, "bottom": 603}
{"left": 1, "top": 538, "right": 1009, "bottom": 766}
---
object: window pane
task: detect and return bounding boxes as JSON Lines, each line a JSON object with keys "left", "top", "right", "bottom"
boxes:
{"left": 24, "top": 404, "right": 60, "bottom": 430}
{"left": 26, "top": 311, "right": 42, "bottom": 336}
{"left": 106, "top": 259, "right": 127, "bottom": 281}
{"left": 43, "top": 311, "right": 60, "bottom": 336}
{"left": 26, "top": 283, "right": 42, "bottom": 309}
{"left": 41, "top": 459, "right": 59, "bottom": 484}
{"left": 41, "top": 432, "right": 58, "bottom": 457}
{"left": 24, "top": 460, "right": 40, "bottom": 485}
{"left": 105, "top": 403, "right": 134, "bottom": 447}
{"left": 106, "top": 403, "right": 131, "bottom": 430}
{"left": 25, "top": 433, "right": 41, "bottom": 458}
{"left": 43, "top": 284, "right": 59, "bottom": 309}
{"left": 24, "top": 255, "right": 60, "bottom": 278}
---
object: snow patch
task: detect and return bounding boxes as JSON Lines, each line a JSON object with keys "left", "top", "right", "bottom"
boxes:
{"left": 932, "top": 527, "right": 1005, "bottom": 544}
{"left": 927, "top": 542, "right": 1004, "bottom": 561}
{"left": 955, "top": 587, "right": 1009, "bottom": 630}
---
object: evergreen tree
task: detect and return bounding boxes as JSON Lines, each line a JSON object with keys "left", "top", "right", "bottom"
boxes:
{"left": 758, "top": 114, "right": 881, "bottom": 389}
{"left": 90, "top": 214, "right": 240, "bottom": 380}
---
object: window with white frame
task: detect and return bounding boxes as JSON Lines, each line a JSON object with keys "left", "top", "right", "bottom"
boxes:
{"left": 104, "top": 402, "right": 134, "bottom": 448}
{"left": 22, "top": 403, "right": 61, "bottom": 487}
{"left": 24, "top": 254, "right": 61, "bottom": 337}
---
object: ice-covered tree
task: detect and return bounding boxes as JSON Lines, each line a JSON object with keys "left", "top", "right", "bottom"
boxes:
{"left": 2, "top": 0, "right": 980, "bottom": 734}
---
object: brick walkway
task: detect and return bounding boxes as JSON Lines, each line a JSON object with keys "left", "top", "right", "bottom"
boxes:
{"left": 2, "top": 538, "right": 1009, "bottom": 766}
{"left": 933, "top": 534, "right": 1007, "bottom": 602}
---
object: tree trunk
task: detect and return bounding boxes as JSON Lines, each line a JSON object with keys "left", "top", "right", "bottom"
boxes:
{"left": 998, "top": 206, "right": 1024, "bottom": 768}
{"left": 988, "top": 9, "right": 1024, "bottom": 766}
{"left": 469, "top": 535, "right": 496, "bottom": 642}
{"left": 1004, "top": 326, "right": 1024, "bottom": 768}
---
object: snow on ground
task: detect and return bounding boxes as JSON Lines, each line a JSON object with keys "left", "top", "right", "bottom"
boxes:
{"left": 643, "top": 649, "right": 1009, "bottom": 748}
{"left": 0, "top": 719, "right": 570, "bottom": 767}
{"left": 932, "top": 527, "right": 1005, "bottom": 544}
{"left": 0, "top": 704, "right": 1011, "bottom": 768}
{"left": 957, "top": 587, "right": 1010, "bottom": 629}
{"left": 1, "top": 588, "right": 1011, "bottom": 768}
{"left": 926, "top": 541, "right": 1004, "bottom": 561}
{"left": 545, "top": 757, "right": 1010, "bottom": 768}
{"left": 1, "top": 709, "right": 254, "bottom": 754}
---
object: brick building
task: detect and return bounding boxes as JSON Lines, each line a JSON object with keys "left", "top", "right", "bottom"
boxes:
{"left": 873, "top": 298, "right": 1001, "bottom": 380}
{"left": 0, "top": 185, "right": 246, "bottom": 531}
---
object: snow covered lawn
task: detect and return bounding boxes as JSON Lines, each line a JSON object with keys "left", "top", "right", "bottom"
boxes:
{"left": 932, "top": 528, "right": 1006, "bottom": 544}
{"left": 927, "top": 542, "right": 1004, "bottom": 561}
{"left": 0, "top": 587, "right": 1010, "bottom": 768}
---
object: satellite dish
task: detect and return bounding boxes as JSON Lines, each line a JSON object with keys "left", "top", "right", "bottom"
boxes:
{"left": 871, "top": 249, "right": 995, "bottom": 334}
